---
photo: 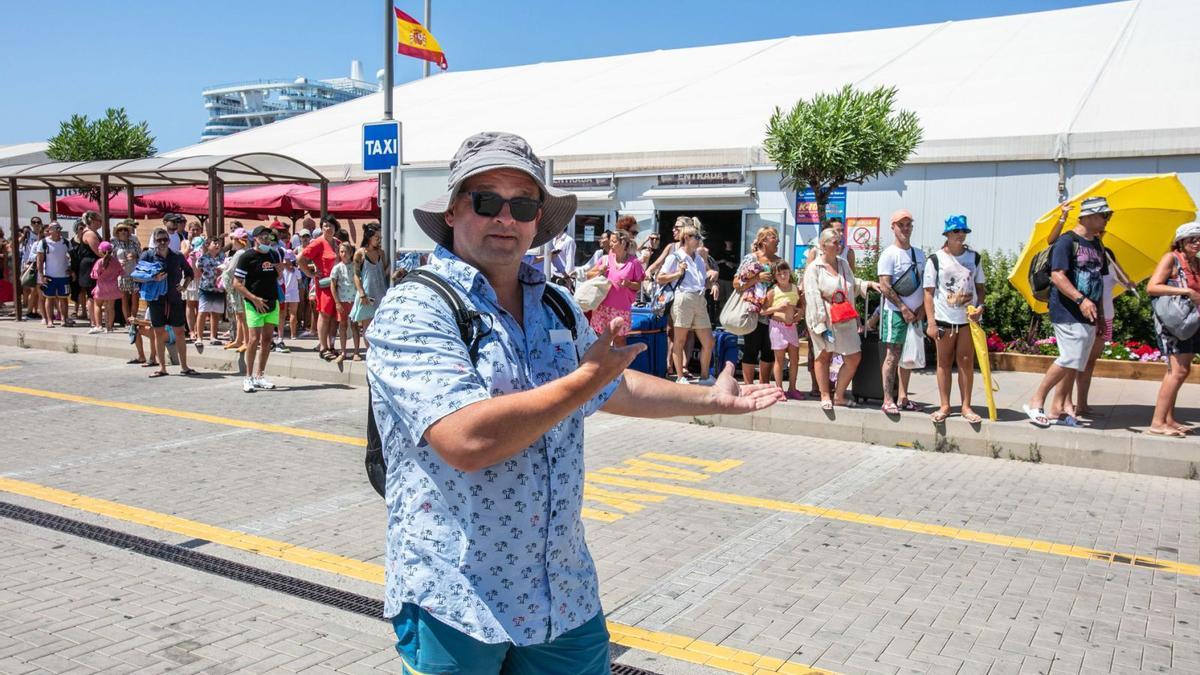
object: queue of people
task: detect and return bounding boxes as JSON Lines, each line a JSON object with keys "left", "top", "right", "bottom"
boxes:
{"left": 3, "top": 211, "right": 400, "bottom": 392}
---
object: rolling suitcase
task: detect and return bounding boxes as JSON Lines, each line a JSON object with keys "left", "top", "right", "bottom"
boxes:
{"left": 851, "top": 295, "right": 896, "bottom": 403}
{"left": 631, "top": 304, "right": 667, "bottom": 332}
{"left": 628, "top": 329, "right": 667, "bottom": 378}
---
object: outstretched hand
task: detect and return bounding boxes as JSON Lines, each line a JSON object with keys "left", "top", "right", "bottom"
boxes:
{"left": 580, "top": 317, "right": 645, "bottom": 382}
{"left": 709, "top": 363, "right": 786, "bottom": 413}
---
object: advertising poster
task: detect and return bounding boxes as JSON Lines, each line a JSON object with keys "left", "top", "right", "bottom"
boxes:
{"left": 793, "top": 187, "right": 846, "bottom": 267}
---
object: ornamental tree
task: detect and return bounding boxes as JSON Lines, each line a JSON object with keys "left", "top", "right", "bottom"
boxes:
{"left": 764, "top": 84, "right": 922, "bottom": 225}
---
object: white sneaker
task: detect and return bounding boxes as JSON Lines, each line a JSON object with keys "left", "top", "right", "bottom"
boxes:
{"left": 242, "top": 377, "right": 255, "bottom": 393}
{"left": 698, "top": 376, "right": 717, "bottom": 386}
{"left": 676, "top": 376, "right": 690, "bottom": 384}
{"left": 87, "top": 327, "right": 104, "bottom": 334}
{"left": 252, "top": 376, "right": 275, "bottom": 390}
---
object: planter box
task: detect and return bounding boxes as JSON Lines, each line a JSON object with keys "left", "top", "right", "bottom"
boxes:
{"left": 990, "top": 352, "right": 1200, "bottom": 384}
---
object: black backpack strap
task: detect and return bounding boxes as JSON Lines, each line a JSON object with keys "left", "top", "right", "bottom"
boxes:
{"left": 540, "top": 284, "right": 578, "bottom": 341}
{"left": 403, "top": 269, "right": 490, "bottom": 362}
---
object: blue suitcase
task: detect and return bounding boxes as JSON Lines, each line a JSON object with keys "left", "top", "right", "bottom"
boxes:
{"left": 710, "top": 329, "right": 741, "bottom": 376}
{"left": 631, "top": 305, "right": 668, "bottom": 332}
{"left": 629, "top": 330, "right": 667, "bottom": 378}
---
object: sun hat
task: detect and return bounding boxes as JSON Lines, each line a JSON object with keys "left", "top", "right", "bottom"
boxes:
{"left": 229, "top": 227, "right": 248, "bottom": 240}
{"left": 1078, "top": 196, "right": 1114, "bottom": 217}
{"left": 114, "top": 219, "right": 135, "bottom": 232}
{"left": 299, "top": 228, "right": 312, "bottom": 237}
{"left": 943, "top": 215, "right": 970, "bottom": 234}
{"left": 98, "top": 241, "right": 113, "bottom": 253}
{"left": 890, "top": 209, "right": 914, "bottom": 225}
{"left": 190, "top": 236, "right": 205, "bottom": 248}
{"left": 413, "top": 131, "right": 577, "bottom": 250}
{"left": 1174, "top": 222, "right": 1200, "bottom": 243}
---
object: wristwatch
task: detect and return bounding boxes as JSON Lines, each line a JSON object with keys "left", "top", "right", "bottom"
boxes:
{"left": 1074, "top": 295, "right": 1085, "bottom": 305}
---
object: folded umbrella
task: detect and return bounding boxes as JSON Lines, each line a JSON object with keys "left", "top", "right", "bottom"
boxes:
{"left": 1009, "top": 174, "right": 1197, "bottom": 313}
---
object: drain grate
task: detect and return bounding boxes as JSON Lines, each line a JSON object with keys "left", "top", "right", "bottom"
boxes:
{"left": 0, "top": 501, "right": 661, "bottom": 675}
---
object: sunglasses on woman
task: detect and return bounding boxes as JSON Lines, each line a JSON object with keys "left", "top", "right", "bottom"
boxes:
{"left": 468, "top": 191, "right": 541, "bottom": 222}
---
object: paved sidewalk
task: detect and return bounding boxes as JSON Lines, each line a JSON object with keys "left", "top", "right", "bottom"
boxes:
{"left": 2, "top": 347, "right": 1199, "bottom": 674}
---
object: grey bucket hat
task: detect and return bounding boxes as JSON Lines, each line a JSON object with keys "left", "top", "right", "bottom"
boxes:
{"left": 1078, "top": 196, "right": 1114, "bottom": 217}
{"left": 413, "top": 132, "right": 577, "bottom": 250}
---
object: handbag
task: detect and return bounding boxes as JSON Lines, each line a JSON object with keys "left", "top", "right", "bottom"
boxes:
{"left": 1152, "top": 255, "right": 1200, "bottom": 340}
{"left": 719, "top": 291, "right": 757, "bottom": 335}
{"left": 20, "top": 262, "right": 36, "bottom": 288}
{"left": 573, "top": 276, "right": 611, "bottom": 311}
{"left": 826, "top": 262, "right": 859, "bottom": 325}
{"left": 890, "top": 248, "right": 921, "bottom": 298}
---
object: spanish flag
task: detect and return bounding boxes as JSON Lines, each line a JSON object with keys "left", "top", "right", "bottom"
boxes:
{"left": 395, "top": 8, "right": 448, "bottom": 70}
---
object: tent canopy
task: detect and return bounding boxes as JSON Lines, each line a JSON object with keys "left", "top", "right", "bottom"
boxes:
{"left": 161, "top": 0, "right": 1200, "bottom": 178}
{"left": 0, "top": 153, "right": 326, "bottom": 191}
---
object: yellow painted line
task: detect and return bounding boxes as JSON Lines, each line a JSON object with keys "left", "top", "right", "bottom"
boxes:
{"left": 639, "top": 452, "right": 743, "bottom": 473}
{"left": 0, "top": 383, "right": 365, "bottom": 447}
{"left": 584, "top": 473, "right": 1200, "bottom": 578}
{"left": 0, "top": 365, "right": 22, "bottom": 372}
{"left": 597, "top": 458, "right": 711, "bottom": 482}
{"left": 0, "top": 476, "right": 383, "bottom": 583}
{"left": 583, "top": 485, "right": 667, "bottom": 513}
{"left": 580, "top": 507, "right": 624, "bottom": 523}
{"left": 0, "top": 477, "right": 829, "bottom": 675}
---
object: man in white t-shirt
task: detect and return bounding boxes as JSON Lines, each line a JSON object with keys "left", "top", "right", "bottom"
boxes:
{"left": 550, "top": 229, "right": 576, "bottom": 277}
{"left": 876, "top": 209, "right": 926, "bottom": 414}
{"left": 35, "top": 222, "right": 73, "bottom": 327}
{"left": 163, "top": 213, "right": 186, "bottom": 253}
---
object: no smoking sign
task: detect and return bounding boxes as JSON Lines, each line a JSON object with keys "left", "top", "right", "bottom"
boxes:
{"left": 846, "top": 217, "right": 880, "bottom": 252}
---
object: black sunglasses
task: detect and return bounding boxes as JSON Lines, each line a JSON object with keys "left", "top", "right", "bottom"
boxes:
{"left": 154, "top": 237, "right": 170, "bottom": 243}
{"left": 469, "top": 191, "right": 541, "bottom": 222}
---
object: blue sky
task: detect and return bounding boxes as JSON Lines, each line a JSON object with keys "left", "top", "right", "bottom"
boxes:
{"left": 0, "top": 0, "right": 1116, "bottom": 153}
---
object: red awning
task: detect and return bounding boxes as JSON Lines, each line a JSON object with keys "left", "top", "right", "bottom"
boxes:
{"left": 291, "top": 180, "right": 379, "bottom": 219}
{"left": 136, "top": 185, "right": 210, "bottom": 216}
{"left": 35, "top": 191, "right": 160, "bottom": 218}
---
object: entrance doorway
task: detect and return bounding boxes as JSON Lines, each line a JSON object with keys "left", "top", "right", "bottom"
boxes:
{"left": 656, "top": 209, "right": 742, "bottom": 279}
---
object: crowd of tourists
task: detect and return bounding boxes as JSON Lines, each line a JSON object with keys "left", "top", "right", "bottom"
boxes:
{"left": 572, "top": 201, "right": 1198, "bottom": 436}
{"left": 2, "top": 211, "right": 410, "bottom": 394}
{"left": 2, "top": 192, "right": 1197, "bottom": 433}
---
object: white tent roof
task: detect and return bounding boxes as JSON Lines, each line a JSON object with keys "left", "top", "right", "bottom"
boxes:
{"left": 0, "top": 142, "right": 49, "bottom": 167}
{"left": 165, "top": 0, "right": 1200, "bottom": 179}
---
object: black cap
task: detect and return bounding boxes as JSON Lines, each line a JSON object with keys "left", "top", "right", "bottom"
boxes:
{"left": 163, "top": 213, "right": 186, "bottom": 223}
{"left": 251, "top": 225, "right": 273, "bottom": 239}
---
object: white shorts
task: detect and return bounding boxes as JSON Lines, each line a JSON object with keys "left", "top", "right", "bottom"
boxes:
{"left": 1053, "top": 322, "right": 1096, "bottom": 371}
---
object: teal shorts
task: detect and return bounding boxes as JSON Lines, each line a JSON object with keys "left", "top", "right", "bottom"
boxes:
{"left": 391, "top": 604, "right": 610, "bottom": 674}
{"left": 881, "top": 307, "right": 911, "bottom": 345}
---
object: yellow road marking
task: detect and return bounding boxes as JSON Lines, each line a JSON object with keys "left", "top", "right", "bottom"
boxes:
{"left": 0, "top": 383, "right": 365, "bottom": 447}
{"left": 597, "top": 458, "right": 710, "bottom": 482}
{"left": 0, "top": 365, "right": 22, "bottom": 372}
{"left": 0, "top": 476, "right": 830, "bottom": 674}
{"left": 639, "top": 453, "right": 742, "bottom": 473}
{"left": 580, "top": 507, "right": 624, "bottom": 523}
{"left": 583, "top": 485, "right": 667, "bottom": 513}
{"left": 584, "top": 473, "right": 1200, "bottom": 578}
{"left": 4, "top": 382, "right": 1194, "bottom": 579}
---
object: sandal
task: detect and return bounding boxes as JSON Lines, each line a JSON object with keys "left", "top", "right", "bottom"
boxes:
{"left": 179, "top": 368, "right": 198, "bottom": 376}
{"left": 1146, "top": 427, "right": 1186, "bottom": 438}
{"left": 882, "top": 402, "right": 900, "bottom": 415}
{"left": 899, "top": 399, "right": 921, "bottom": 412}
{"left": 352, "top": 354, "right": 365, "bottom": 362}
{"left": 1022, "top": 404, "right": 1051, "bottom": 428}
{"left": 820, "top": 399, "right": 834, "bottom": 411}
{"left": 1055, "top": 414, "right": 1080, "bottom": 428}
{"left": 148, "top": 371, "right": 168, "bottom": 378}
{"left": 126, "top": 358, "right": 145, "bottom": 365}
{"left": 141, "top": 361, "right": 159, "bottom": 368}
{"left": 931, "top": 409, "right": 949, "bottom": 424}
{"left": 962, "top": 411, "right": 983, "bottom": 424}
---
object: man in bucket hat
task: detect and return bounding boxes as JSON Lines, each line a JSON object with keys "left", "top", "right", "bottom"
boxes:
{"left": 1024, "top": 196, "right": 1112, "bottom": 428}
{"left": 366, "top": 132, "right": 784, "bottom": 673}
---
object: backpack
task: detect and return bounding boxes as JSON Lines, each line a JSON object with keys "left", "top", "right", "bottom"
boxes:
{"left": 365, "top": 269, "right": 579, "bottom": 498}
{"left": 1028, "top": 240, "right": 1076, "bottom": 303}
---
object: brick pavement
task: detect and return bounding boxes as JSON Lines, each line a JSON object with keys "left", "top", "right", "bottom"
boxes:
{"left": 2, "top": 346, "right": 1199, "bottom": 674}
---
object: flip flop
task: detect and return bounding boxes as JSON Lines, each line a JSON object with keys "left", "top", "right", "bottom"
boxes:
{"left": 820, "top": 399, "right": 834, "bottom": 411}
{"left": 179, "top": 368, "right": 198, "bottom": 376}
{"left": 930, "top": 410, "right": 949, "bottom": 424}
{"left": 1146, "top": 427, "right": 1186, "bottom": 438}
{"left": 1055, "top": 414, "right": 1081, "bottom": 428}
{"left": 882, "top": 403, "right": 900, "bottom": 415}
{"left": 962, "top": 411, "right": 983, "bottom": 424}
{"left": 1023, "top": 405, "right": 1051, "bottom": 428}
{"left": 899, "top": 399, "right": 921, "bottom": 412}
{"left": 148, "top": 371, "right": 168, "bottom": 378}
{"left": 126, "top": 358, "right": 144, "bottom": 365}
{"left": 141, "top": 361, "right": 159, "bottom": 368}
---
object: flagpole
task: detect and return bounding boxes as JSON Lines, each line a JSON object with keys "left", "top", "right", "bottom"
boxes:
{"left": 382, "top": 0, "right": 396, "bottom": 277}
{"left": 422, "top": 0, "right": 431, "bottom": 78}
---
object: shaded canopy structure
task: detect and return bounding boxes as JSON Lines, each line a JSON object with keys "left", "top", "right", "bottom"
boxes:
{"left": 2, "top": 152, "right": 330, "bottom": 321}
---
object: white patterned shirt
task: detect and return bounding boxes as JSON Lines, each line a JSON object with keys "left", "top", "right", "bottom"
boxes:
{"left": 365, "top": 245, "right": 619, "bottom": 645}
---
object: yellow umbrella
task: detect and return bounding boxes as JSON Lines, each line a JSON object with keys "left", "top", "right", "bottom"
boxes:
{"left": 1009, "top": 174, "right": 1197, "bottom": 313}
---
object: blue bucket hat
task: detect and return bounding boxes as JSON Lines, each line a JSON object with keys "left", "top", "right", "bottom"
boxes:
{"left": 943, "top": 215, "right": 970, "bottom": 234}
